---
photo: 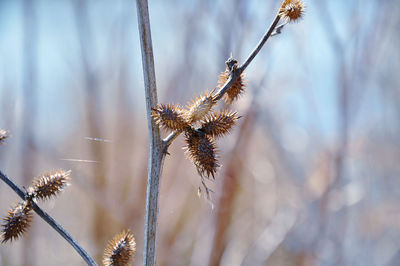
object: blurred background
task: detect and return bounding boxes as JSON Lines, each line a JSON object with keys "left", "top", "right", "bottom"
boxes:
{"left": 1, "top": 0, "right": 400, "bottom": 265}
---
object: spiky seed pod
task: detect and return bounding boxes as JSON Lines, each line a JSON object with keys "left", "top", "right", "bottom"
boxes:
{"left": 195, "top": 135, "right": 219, "bottom": 178}
{"left": 200, "top": 110, "right": 238, "bottom": 138}
{"left": 103, "top": 230, "right": 136, "bottom": 266}
{"left": 0, "top": 129, "right": 9, "bottom": 144}
{"left": 184, "top": 128, "right": 202, "bottom": 159}
{"left": 185, "top": 91, "right": 218, "bottom": 124}
{"left": 1, "top": 201, "right": 33, "bottom": 243}
{"left": 279, "top": 0, "right": 305, "bottom": 22}
{"left": 30, "top": 169, "right": 71, "bottom": 201}
{"left": 184, "top": 129, "right": 219, "bottom": 178}
{"left": 218, "top": 70, "right": 246, "bottom": 104}
{"left": 151, "top": 104, "right": 190, "bottom": 131}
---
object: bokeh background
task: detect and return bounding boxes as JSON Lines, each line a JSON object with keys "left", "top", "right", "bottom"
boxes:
{"left": 1, "top": 0, "right": 400, "bottom": 265}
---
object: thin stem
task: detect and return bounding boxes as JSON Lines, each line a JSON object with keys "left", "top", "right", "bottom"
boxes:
{"left": 162, "top": 130, "right": 180, "bottom": 150}
{"left": 238, "top": 14, "right": 280, "bottom": 72}
{"left": 0, "top": 170, "right": 97, "bottom": 266}
{"left": 135, "top": 0, "right": 164, "bottom": 265}
{"left": 163, "top": 14, "right": 281, "bottom": 147}
{"left": 271, "top": 21, "right": 288, "bottom": 37}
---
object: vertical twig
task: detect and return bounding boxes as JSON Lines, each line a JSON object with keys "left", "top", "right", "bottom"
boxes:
{"left": 135, "top": 0, "right": 165, "bottom": 265}
{"left": 208, "top": 108, "right": 256, "bottom": 266}
{"left": 314, "top": 3, "right": 350, "bottom": 264}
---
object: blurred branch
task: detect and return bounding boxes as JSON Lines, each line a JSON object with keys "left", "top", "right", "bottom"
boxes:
{"left": 135, "top": 0, "right": 165, "bottom": 265}
{"left": 163, "top": 14, "right": 281, "bottom": 148}
{"left": 242, "top": 209, "right": 297, "bottom": 265}
{"left": 315, "top": 2, "right": 355, "bottom": 264}
{"left": 208, "top": 101, "right": 257, "bottom": 266}
{"left": 72, "top": 0, "right": 111, "bottom": 260}
{"left": 207, "top": 72, "right": 271, "bottom": 265}
{"left": 21, "top": 0, "right": 38, "bottom": 263}
{"left": 0, "top": 170, "right": 97, "bottom": 266}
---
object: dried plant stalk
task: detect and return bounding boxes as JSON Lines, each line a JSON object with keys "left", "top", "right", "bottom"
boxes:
{"left": 1, "top": 201, "right": 33, "bottom": 243}
{"left": 103, "top": 230, "right": 136, "bottom": 266}
{"left": 136, "top": 0, "right": 165, "bottom": 265}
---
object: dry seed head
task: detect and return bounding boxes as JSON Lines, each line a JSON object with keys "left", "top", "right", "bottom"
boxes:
{"left": 1, "top": 201, "right": 33, "bottom": 243}
{"left": 103, "top": 230, "right": 136, "bottom": 266}
{"left": 151, "top": 104, "right": 190, "bottom": 131}
{"left": 184, "top": 129, "right": 219, "bottom": 178}
{"left": 200, "top": 110, "right": 238, "bottom": 138}
{"left": 218, "top": 70, "right": 246, "bottom": 104}
{"left": 0, "top": 129, "right": 9, "bottom": 144}
{"left": 279, "top": 0, "right": 305, "bottom": 22}
{"left": 184, "top": 128, "right": 202, "bottom": 158}
{"left": 185, "top": 91, "right": 217, "bottom": 124}
{"left": 195, "top": 135, "right": 219, "bottom": 178}
{"left": 30, "top": 169, "right": 71, "bottom": 200}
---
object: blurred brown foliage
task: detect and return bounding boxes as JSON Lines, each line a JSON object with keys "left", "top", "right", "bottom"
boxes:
{"left": 1, "top": 0, "right": 400, "bottom": 265}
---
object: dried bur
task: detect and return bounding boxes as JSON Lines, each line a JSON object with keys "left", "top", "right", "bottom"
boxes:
{"left": 200, "top": 110, "right": 239, "bottom": 139}
{"left": 0, "top": 129, "right": 9, "bottom": 145}
{"left": 152, "top": 58, "right": 245, "bottom": 199}
{"left": 185, "top": 110, "right": 239, "bottom": 174}
{"left": 151, "top": 104, "right": 189, "bottom": 131}
{"left": 1, "top": 201, "right": 33, "bottom": 243}
{"left": 151, "top": 0, "right": 305, "bottom": 197}
{"left": 184, "top": 129, "right": 219, "bottom": 179}
{"left": 29, "top": 170, "right": 71, "bottom": 200}
{"left": 103, "top": 230, "right": 136, "bottom": 266}
{"left": 185, "top": 90, "right": 218, "bottom": 124}
{"left": 279, "top": 0, "right": 305, "bottom": 22}
{"left": 217, "top": 58, "right": 246, "bottom": 104}
{"left": 1, "top": 169, "right": 71, "bottom": 243}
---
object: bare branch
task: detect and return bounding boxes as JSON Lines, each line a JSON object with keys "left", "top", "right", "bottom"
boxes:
{"left": 163, "top": 14, "right": 282, "bottom": 148}
{"left": 237, "top": 15, "right": 281, "bottom": 72}
{"left": 0, "top": 170, "right": 97, "bottom": 266}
